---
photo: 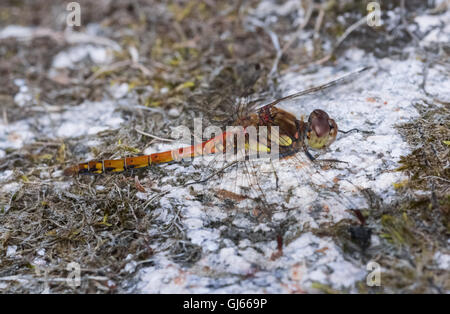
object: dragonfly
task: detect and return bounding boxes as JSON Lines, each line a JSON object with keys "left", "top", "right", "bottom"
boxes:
{"left": 64, "top": 67, "right": 370, "bottom": 227}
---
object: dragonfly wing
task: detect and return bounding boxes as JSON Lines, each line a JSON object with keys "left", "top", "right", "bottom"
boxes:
{"left": 197, "top": 144, "right": 368, "bottom": 226}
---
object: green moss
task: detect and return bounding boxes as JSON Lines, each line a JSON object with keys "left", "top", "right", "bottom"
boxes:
{"left": 311, "top": 282, "right": 342, "bottom": 294}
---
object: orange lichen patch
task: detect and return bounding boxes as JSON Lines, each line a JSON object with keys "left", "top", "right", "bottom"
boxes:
{"left": 270, "top": 234, "right": 283, "bottom": 260}
{"left": 270, "top": 250, "right": 283, "bottom": 261}
{"left": 173, "top": 271, "right": 186, "bottom": 286}
{"left": 8, "top": 132, "right": 22, "bottom": 142}
{"left": 252, "top": 208, "right": 262, "bottom": 217}
{"left": 295, "top": 161, "right": 308, "bottom": 169}
{"left": 280, "top": 282, "right": 306, "bottom": 294}
{"left": 289, "top": 263, "right": 305, "bottom": 281}
{"left": 215, "top": 189, "right": 247, "bottom": 202}
{"left": 282, "top": 154, "right": 297, "bottom": 161}
{"left": 134, "top": 176, "right": 147, "bottom": 192}
{"left": 63, "top": 164, "right": 84, "bottom": 176}
{"left": 315, "top": 246, "right": 329, "bottom": 254}
{"left": 366, "top": 97, "right": 377, "bottom": 103}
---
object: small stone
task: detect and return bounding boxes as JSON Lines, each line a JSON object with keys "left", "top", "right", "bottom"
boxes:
{"left": 6, "top": 245, "right": 17, "bottom": 257}
{"left": 111, "top": 83, "right": 129, "bottom": 99}
{"left": 39, "top": 171, "right": 50, "bottom": 179}
{"left": 168, "top": 107, "right": 181, "bottom": 118}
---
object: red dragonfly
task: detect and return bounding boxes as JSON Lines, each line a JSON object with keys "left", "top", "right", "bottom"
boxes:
{"left": 64, "top": 67, "right": 369, "bottom": 226}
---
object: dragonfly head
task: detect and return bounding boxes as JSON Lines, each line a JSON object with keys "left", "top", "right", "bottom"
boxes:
{"left": 306, "top": 109, "right": 338, "bottom": 149}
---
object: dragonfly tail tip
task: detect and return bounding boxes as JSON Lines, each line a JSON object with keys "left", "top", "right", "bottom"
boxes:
{"left": 63, "top": 166, "right": 78, "bottom": 176}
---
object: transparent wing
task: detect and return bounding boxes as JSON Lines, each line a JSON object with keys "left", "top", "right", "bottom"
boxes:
{"left": 156, "top": 68, "right": 373, "bottom": 225}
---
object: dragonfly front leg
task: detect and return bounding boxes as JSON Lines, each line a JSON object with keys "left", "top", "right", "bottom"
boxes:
{"left": 303, "top": 146, "right": 316, "bottom": 162}
{"left": 339, "top": 128, "right": 374, "bottom": 135}
{"left": 304, "top": 143, "right": 349, "bottom": 165}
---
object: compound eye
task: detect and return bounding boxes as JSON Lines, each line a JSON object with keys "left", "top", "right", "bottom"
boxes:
{"left": 328, "top": 119, "right": 338, "bottom": 133}
{"left": 327, "top": 119, "right": 338, "bottom": 143}
{"left": 312, "top": 118, "right": 330, "bottom": 138}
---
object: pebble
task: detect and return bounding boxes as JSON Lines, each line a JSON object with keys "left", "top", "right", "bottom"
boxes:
{"left": 168, "top": 107, "right": 181, "bottom": 118}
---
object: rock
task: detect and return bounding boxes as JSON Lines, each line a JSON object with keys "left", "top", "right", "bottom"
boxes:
{"left": 168, "top": 107, "right": 181, "bottom": 118}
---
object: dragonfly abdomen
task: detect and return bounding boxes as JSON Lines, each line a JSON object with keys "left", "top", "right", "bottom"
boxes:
{"left": 63, "top": 133, "right": 229, "bottom": 176}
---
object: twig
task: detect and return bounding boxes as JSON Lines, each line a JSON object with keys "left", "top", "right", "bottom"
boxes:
{"left": 118, "top": 105, "right": 168, "bottom": 121}
{"left": 2, "top": 106, "right": 7, "bottom": 125}
{"left": 313, "top": 5, "right": 325, "bottom": 38}
{"left": 420, "top": 176, "right": 450, "bottom": 184}
{"left": 85, "top": 59, "right": 153, "bottom": 85}
{"left": 281, "top": 0, "right": 314, "bottom": 56}
{"left": 131, "top": 62, "right": 153, "bottom": 77}
{"left": 85, "top": 60, "right": 131, "bottom": 85}
{"left": 135, "top": 128, "right": 174, "bottom": 142}
{"left": 246, "top": 17, "right": 282, "bottom": 78}
{"left": 315, "top": 16, "right": 367, "bottom": 65}
{"left": 29, "top": 141, "right": 62, "bottom": 147}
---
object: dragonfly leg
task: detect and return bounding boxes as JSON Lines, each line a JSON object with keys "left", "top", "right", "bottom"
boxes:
{"left": 339, "top": 128, "right": 359, "bottom": 134}
{"left": 299, "top": 143, "right": 316, "bottom": 161}
{"left": 339, "top": 128, "right": 374, "bottom": 135}
{"left": 315, "top": 158, "right": 349, "bottom": 165}
{"left": 304, "top": 149, "right": 316, "bottom": 161}
{"left": 269, "top": 159, "right": 279, "bottom": 190}
{"left": 308, "top": 150, "right": 349, "bottom": 165}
